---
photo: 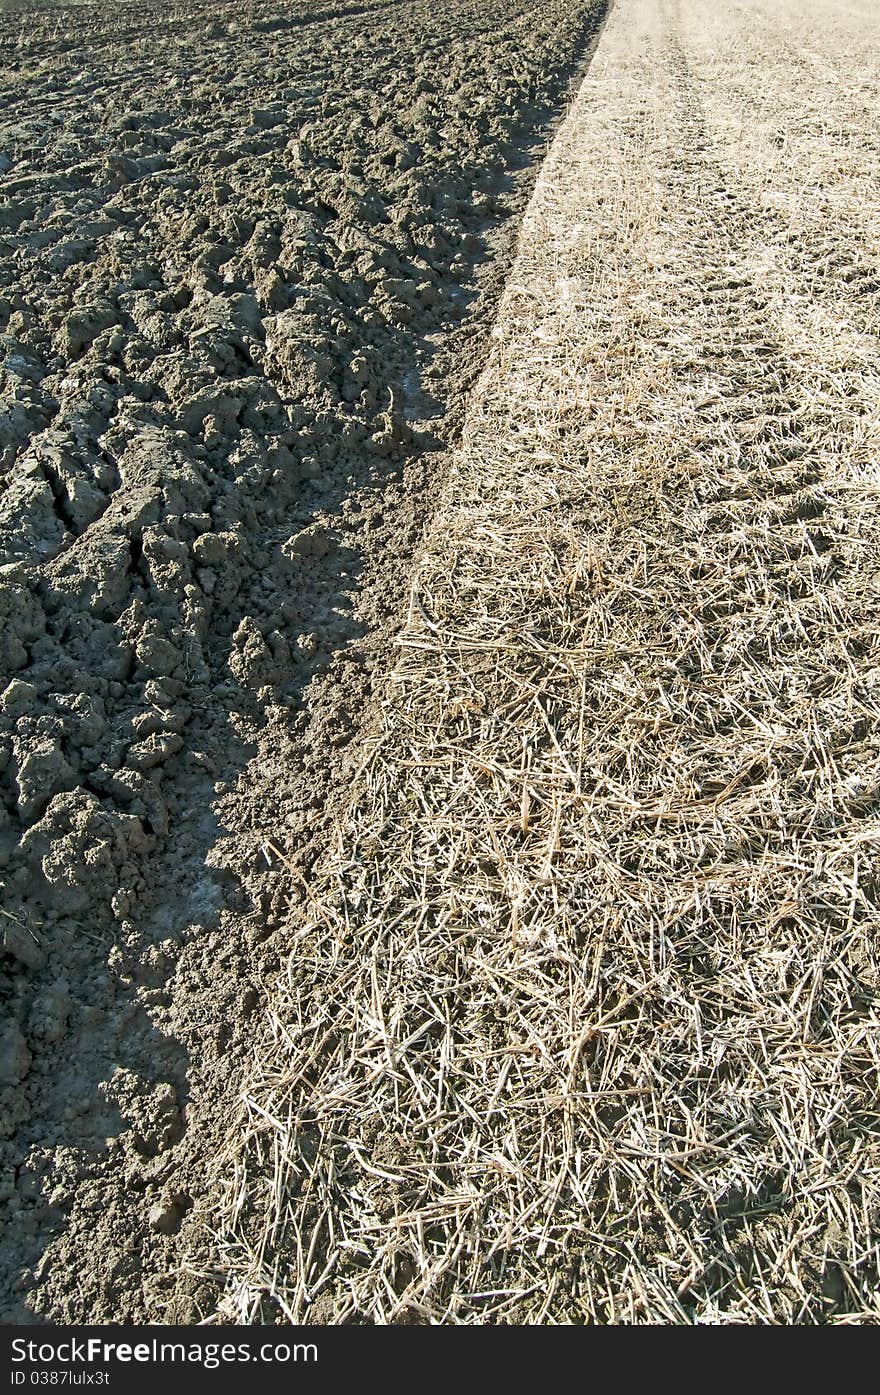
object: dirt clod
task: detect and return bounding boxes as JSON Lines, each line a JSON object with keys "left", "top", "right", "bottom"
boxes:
{"left": 0, "top": 0, "right": 605, "bottom": 1324}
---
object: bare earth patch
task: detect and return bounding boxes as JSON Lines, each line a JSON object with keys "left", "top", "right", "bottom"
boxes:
{"left": 0, "top": 0, "right": 606, "bottom": 1323}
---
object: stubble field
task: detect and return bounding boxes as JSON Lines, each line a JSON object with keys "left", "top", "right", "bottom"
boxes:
{"left": 2, "top": 0, "right": 880, "bottom": 1329}
{"left": 0, "top": 0, "right": 605, "bottom": 1322}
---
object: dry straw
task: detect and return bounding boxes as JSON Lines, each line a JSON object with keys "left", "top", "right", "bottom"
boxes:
{"left": 215, "top": 0, "right": 880, "bottom": 1323}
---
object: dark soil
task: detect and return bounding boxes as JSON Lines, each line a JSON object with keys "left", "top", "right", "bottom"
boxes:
{"left": 0, "top": 0, "right": 606, "bottom": 1323}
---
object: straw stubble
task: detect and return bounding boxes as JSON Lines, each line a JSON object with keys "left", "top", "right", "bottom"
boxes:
{"left": 218, "top": 0, "right": 880, "bottom": 1323}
